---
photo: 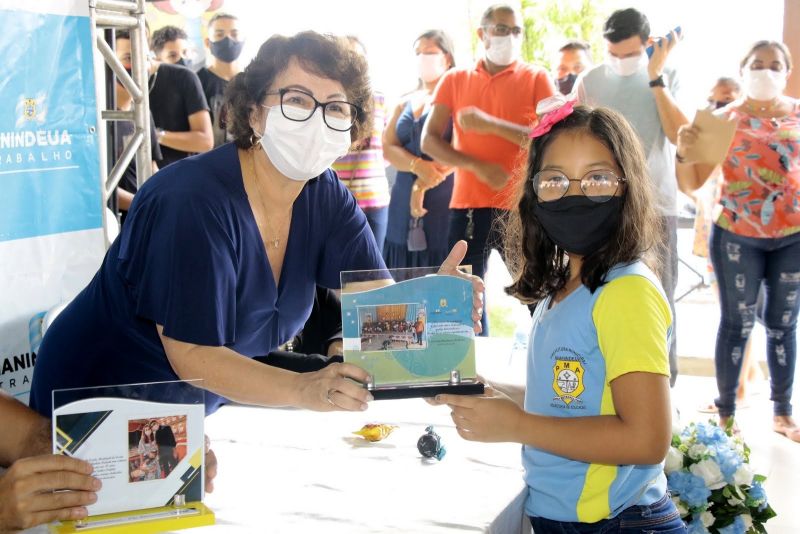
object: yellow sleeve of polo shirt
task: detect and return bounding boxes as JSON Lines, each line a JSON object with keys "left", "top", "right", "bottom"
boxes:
{"left": 592, "top": 275, "right": 672, "bottom": 382}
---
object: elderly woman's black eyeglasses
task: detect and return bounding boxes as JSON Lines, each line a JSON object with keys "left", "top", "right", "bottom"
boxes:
{"left": 263, "top": 88, "right": 361, "bottom": 132}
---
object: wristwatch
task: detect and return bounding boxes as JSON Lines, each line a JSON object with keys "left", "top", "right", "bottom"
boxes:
{"left": 648, "top": 75, "right": 666, "bottom": 88}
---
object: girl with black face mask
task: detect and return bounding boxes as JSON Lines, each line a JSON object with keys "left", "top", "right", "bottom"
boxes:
{"left": 433, "top": 101, "right": 684, "bottom": 532}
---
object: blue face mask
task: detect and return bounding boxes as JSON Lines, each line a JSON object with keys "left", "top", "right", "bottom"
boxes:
{"left": 532, "top": 195, "right": 623, "bottom": 256}
{"left": 209, "top": 36, "right": 244, "bottom": 63}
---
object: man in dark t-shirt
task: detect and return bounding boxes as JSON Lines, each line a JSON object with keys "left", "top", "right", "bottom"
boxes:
{"left": 196, "top": 13, "right": 244, "bottom": 147}
{"left": 148, "top": 62, "right": 213, "bottom": 167}
{"left": 145, "top": 26, "right": 213, "bottom": 167}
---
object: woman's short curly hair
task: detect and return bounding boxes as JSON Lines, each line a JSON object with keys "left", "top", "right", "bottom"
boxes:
{"left": 224, "top": 31, "right": 373, "bottom": 149}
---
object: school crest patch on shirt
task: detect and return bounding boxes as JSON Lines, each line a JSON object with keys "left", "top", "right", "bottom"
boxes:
{"left": 552, "top": 359, "right": 584, "bottom": 405}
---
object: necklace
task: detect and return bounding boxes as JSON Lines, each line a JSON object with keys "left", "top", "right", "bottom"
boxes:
{"left": 248, "top": 150, "right": 292, "bottom": 249}
{"left": 745, "top": 97, "right": 779, "bottom": 114}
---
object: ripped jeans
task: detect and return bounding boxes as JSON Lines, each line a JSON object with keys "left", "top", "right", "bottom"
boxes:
{"left": 710, "top": 224, "right": 800, "bottom": 417}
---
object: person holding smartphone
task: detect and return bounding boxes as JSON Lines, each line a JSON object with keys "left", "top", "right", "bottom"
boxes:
{"left": 575, "top": 8, "right": 688, "bottom": 386}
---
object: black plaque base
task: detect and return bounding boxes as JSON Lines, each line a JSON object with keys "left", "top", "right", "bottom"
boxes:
{"left": 369, "top": 382, "right": 484, "bottom": 400}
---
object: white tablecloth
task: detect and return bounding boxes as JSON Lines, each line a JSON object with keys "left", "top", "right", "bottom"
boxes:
{"left": 21, "top": 339, "right": 530, "bottom": 534}
{"left": 196, "top": 337, "right": 530, "bottom": 533}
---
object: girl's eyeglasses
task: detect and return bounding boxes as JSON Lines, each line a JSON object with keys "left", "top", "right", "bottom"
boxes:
{"left": 532, "top": 169, "right": 626, "bottom": 203}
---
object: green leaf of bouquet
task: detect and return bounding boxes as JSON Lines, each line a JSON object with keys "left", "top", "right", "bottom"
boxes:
{"left": 709, "top": 492, "right": 727, "bottom": 504}
{"left": 754, "top": 505, "right": 777, "bottom": 521}
{"left": 752, "top": 474, "right": 767, "bottom": 484}
{"left": 715, "top": 516, "right": 736, "bottom": 528}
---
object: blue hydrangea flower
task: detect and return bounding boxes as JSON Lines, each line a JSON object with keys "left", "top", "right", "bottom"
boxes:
{"left": 717, "top": 515, "right": 746, "bottom": 534}
{"left": 712, "top": 444, "right": 743, "bottom": 483}
{"left": 668, "top": 471, "right": 712, "bottom": 509}
{"left": 694, "top": 422, "right": 730, "bottom": 447}
{"left": 748, "top": 482, "right": 768, "bottom": 511}
{"left": 687, "top": 517, "right": 711, "bottom": 534}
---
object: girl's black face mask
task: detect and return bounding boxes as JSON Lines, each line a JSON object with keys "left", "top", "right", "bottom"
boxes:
{"left": 532, "top": 195, "right": 623, "bottom": 256}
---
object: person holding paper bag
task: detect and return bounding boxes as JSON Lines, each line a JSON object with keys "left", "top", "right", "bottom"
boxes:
{"left": 676, "top": 40, "right": 800, "bottom": 442}
{"left": 29, "top": 31, "right": 483, "bottom": 420}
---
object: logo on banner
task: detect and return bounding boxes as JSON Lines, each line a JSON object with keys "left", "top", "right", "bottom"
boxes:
{"left": 0, "top": 92, "right": 73, "bottom": 170}
{"left": 16, "top": 94, "right": 47, "bottom": 127}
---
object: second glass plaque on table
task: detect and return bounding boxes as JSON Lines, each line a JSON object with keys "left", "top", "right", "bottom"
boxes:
{"left": 340, "top": 266, "right": 484, "bottom": 399}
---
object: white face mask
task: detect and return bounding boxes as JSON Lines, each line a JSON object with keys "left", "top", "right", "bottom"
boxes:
{"left": 258, "top": 106, "right": 352, "bottom": 182}
{"left": 417, "top": 53, "right": 447, "bottom": 83}
{"left": 744, "top": 69, "right": 786, "bottom": 101}
{"left": 606, "top": 53, "right": 646, "bottom": 77}
{"left": 485, "top": 35, "right": 519, "bottom": 67}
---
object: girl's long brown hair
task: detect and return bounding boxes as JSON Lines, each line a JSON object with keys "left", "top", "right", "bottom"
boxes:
{"left": 504, "top": 105, "right": 664, "bottom": 305}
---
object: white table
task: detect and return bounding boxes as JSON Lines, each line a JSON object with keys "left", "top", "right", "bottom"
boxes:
{"left": 196, "top": 337, "right": 530, "bottom": 534}
{"left": 21, "top": 339, "right": 530, "bottom": 534}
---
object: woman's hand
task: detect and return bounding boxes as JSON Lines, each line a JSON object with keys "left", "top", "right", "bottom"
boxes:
{"left": 676, "top": 124, "right": 701, "bottom": 164}
{"left": 410, "top": 187, "right": 427, "bottom": 218}
{"left": 294, "top": 362, "right": 374, "bottom": 412}
{"left": 436, "top": 388, "right": 523, "bottom": 443}
{"left": 437, "top": 240, "right": 485, "bottom": 334}
{"left": 413, "top": 159, "right": 449, "bottom": 189}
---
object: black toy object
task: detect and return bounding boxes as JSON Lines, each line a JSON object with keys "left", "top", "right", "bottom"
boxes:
{"left": 417, "top": 425, "right": 446, "bottom": 461}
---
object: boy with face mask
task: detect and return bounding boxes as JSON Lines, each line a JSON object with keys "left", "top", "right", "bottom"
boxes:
{"left": 575, "top": 8, "right": 688, "bottom": 386}
{"left": 707, "top": 76, "right": 741, "bottom": 110}
{"left": 555, "top": 40, "right": 592, "bottom": 96}
{"left": 197, "top": 13, "right": 245, "bottom": 148}
{"left": 422, "top": 3, "right": 554, "bottom": 335}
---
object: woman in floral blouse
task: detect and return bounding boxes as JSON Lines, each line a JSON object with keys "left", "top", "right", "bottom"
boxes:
{"left": 677, "top": 40, "right": 800, "bottom": 443}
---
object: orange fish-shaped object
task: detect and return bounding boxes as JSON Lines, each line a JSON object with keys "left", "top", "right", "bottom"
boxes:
{"left": 352, "top": 423, "right": 398, "bottom": 442}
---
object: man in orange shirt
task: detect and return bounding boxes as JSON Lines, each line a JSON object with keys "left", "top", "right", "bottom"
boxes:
{"left": 422, "top": 3, "right": 554, "bottom": 334}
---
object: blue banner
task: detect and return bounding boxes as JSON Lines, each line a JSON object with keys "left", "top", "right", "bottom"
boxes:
{"left": 0, "top": 9, "right": 101, "bottom": 242}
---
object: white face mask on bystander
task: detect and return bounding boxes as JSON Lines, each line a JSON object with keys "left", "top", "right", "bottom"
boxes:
{"left": 743, "top": 69, "right": 787, "bottom": 101}
{"left": 485, "top": 35, "right": 520, "bottom": 67}
{"left": 606, "top": 53, "right": 646, "bottom": 77}
{"left": 417, "top": 53, "right": 447, "bottom": 83}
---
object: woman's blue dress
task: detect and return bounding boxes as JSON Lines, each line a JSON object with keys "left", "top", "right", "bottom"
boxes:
{"left": 383, "top": 101, "right": 453, "bottom": 268}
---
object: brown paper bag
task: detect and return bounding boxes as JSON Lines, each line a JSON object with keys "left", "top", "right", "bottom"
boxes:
{"left": 684, "top": 109, "right": 737, "bottom": 165}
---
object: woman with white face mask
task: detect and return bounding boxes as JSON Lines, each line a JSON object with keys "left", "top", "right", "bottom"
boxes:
{"left": 30, "top": 31, "right": 485, "bottom": 422}
{"left": 383, "top": 30, "right": 456, "bottom": 268}
{"left": 676, "top": 41, "right": 800, "bottom": 443}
